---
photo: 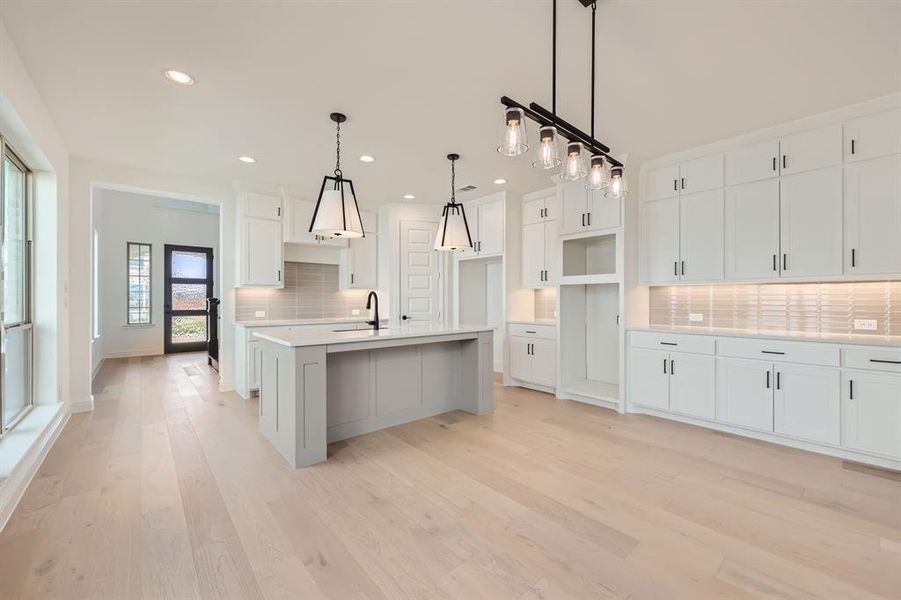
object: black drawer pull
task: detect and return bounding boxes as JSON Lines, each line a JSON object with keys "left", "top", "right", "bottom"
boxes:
{"left": 761, "top": 350, "right": 785, "bottom": 355}
{"left": 525, "top": 330, "right": 537, "bottom": 334}
{"left": 870, "top": 359, "right": 901, "bottom": 365}
{"left": 660, "top": 342, "right": 678, "bottom": 346}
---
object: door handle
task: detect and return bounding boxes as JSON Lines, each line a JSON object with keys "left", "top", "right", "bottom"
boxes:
{"left": 401, "top": 315, "right": 409, "bottom": 320}
{"left": 761, "top": 350, "right": 785, "bottom": 355}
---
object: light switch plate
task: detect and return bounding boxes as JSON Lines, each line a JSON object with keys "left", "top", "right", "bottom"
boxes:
{"left": 254, "top": 310, "right": 266, "bottom": 318}
{"left": 351, "top": 309, "right": 360, "bottom": 316}
{"left": 689, "top": 313, "right": 704, "bottom": 323}
{"left": 854, "top": 319, "right": 878, "bottom": 331}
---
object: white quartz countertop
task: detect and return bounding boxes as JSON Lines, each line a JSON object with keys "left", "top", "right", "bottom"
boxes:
{"left": 507, "top": 319, "right": 557, "bottom": 326}
{"left": 628, "top": 326, "right": 901, "bottom": 348}
{"left": 253, "top": 324, "right": 493, "bottom": 348}
{"left": 235, "top": 317, "right": 373, "bottom": 328}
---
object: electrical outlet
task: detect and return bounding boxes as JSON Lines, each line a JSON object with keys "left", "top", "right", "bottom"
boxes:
{"left": 351, "top": 309, "right": 360, "bottom": 316}
{"left": 689, "top": 313, "right": 704, "bottom": 323}
{"left": 255, "top": 310, "right": 266, "bottom": 318}
{"left": 854, "top": 319, "right": 878, "bottom": 331}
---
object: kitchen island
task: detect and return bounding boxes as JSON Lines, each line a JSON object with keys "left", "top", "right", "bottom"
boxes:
{"left": 252, "top": 324, "right": 495, "bottom": 467}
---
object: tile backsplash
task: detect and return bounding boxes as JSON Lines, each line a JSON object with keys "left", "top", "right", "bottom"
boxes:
{"left": 534, "top": 288, "right": 557, "bottom": 320}
{"left": 235, "top": 262, "right": 370, "bottom": 322}
{"left": 649, "top": 281, "right": 901, "bottom": 336}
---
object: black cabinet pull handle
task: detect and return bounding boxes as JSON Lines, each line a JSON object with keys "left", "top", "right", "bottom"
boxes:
{"left": 674, "top": 261, "right": 678, "bottom": 276}
{"left": 660, "top": 342, "right": 678, "bottom": 346}
{"left": 773, "top": 254, "right": 777, "bottom": 271}
{"left": 766, "top": 371, "right": 770, "bottom": 389}
{"left": 581, "top": 213, "right": 585, "bottom": 227}
{"left": 776, "top": 371, "right": 781, "bottom": 390}
{"left": 851, "top": 248, "right": 856, "bottom": 268}
{"left": 670, "top": 360, "right": 675, "bottom": 375}
{"left": 681, "top": 261, "right": 685, "bottom": 276}
{"left": 851, "top": 139, "right": 856, "bottom": 155}
{"left": 782, "top": 155, "right": 787, "bottom": 170}
{"left": 674, "top": 179, "right": 678, "bottom": 192}
{"left": 663, "top": 358, "right": 667, "bottom": 374}
{"left": 277, "top": 269, "right": 281, "bottom": 282}
{"left": 761, "top": 350, "right": 786, "bottom": 355}
{"left": 525, "top": 330, "right": 537, "bottom": 334}
{"left": 587, "top": 212, "right": 591, "bottom": 226}
{"left": 772, "top": 157, "right": 777, "bottom": 171}
{"left": 870, "top": 359, "right": 901, "bottom": 365}
{"left": 849, "top": 379, "right": 854, "bottom": 399}
{"left": 783, "top": 253, "right": 787, "bottom": 271}
{"left": 681, "top": 177, "right": 685, "bottom": 190}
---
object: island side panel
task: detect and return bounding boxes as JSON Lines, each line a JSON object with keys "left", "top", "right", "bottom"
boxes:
{"left": 294, "top": 345, "right": 328, "bottom": 467}
{"left": 460, "top": 330, "right": 495, "bottom": 415}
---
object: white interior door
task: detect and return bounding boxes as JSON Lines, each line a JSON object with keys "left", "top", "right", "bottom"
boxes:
{"left": 399, "top": 220, "right": 441, "bottom": 324}
{"left": 779, "top": 167, "right": 843, "bottom": 278}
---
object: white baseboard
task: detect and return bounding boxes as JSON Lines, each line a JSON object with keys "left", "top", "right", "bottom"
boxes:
{"left": 0, "top": 403, "right": 69, "bottom": 531}
{"left": 70, "top": 396, "right": 95, "bottom": 413}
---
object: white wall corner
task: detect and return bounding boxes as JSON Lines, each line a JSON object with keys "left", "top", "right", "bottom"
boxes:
{"left": 70, "top": 396, "right": 95, "bottom": 413}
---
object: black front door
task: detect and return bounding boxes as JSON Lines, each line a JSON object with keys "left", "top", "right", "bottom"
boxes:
{"left": 164, "top": 244, "right": 214, "bottom": 354}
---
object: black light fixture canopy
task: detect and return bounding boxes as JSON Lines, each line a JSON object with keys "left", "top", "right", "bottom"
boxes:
{"left": 309, "top": 111, "right": 365, "bottom": 238}
{"left": 434, "top": 153, "right": 473, "bottom": 251}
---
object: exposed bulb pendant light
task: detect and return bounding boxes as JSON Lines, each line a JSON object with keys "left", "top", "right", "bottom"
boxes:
{"left": 434, "top": 154, "right": 473, "bottom": 251}
{"left": 586, "top": 155, "right": 609, "bottom": 190}
{"left": 605, "top": 165, "right": 628, "bottom": 199}
{"left": 532, "top": 125, "right": 562, "bottom": 169}
{"left": 497, "top": 107, "right": 529, "bottom": 156}
{"left": 310, "top": 112, "right": 365, "bottom": 238}
{"left": 562, "top": 142, "right": 587, "bottom": 180}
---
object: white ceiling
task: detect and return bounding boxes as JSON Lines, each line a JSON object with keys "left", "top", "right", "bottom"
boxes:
{"left": 2, "top": 0, "right": 899, "bottom": 207}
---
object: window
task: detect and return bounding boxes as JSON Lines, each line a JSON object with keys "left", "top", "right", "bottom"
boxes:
{"left": 1, "top": 140, "right": 34, "bottom": 433}
{"left": 127, "top": 242, "right": 151, "bottom": 325}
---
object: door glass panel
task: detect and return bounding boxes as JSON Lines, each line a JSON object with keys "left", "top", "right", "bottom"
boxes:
{"left": 3, "top": 156, "right": 25, "bottom": 324}
{"left": 171, "top": 251, "right": 207, "bottom": 278}
{"left": 172, "top": 283, "right": 207, "bottom": 310}
{"left": 170, "top": 315, "right": 207, "bottom": 344}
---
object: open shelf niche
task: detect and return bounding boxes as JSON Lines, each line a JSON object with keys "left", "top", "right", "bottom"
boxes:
{"left": 456, "top": 256, "right": 504, "bottom": 371}
{"left": 561, "top": 233, "right": 616, "bottom": 279}
{"left": 558, "top": 282, "right": 621, "bottom": 406}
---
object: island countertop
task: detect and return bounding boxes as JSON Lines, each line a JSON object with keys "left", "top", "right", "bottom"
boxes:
{"left": 252, "top": 323, "right": 494, "bottom": 348}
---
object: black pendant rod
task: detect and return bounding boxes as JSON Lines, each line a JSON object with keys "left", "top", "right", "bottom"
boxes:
{"left": 552, "top": 0, "right": 556, "bottom": 115}
{"left": 590, "top": 1, "right": 596, "bottom": 139}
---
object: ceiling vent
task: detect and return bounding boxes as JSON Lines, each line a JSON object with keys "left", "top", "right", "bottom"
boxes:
{"left": 457, "top": 184, "right": 477, "bottom": 193}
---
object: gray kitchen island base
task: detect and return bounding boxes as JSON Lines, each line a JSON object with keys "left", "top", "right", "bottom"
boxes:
{"left": 257, "top": 328, "right": 495, "bottom": 468}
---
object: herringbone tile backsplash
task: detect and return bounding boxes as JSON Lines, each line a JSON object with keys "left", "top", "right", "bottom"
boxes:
{"left": 649, "top": 281, "right": 901, "bottom": 336}
{"left": 235, "top": 262, "right": 369, "bottom": 322}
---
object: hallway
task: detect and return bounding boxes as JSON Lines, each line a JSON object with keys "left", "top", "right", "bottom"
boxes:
{"left": 0, "top": 353, "right": 899, "bottom": 599}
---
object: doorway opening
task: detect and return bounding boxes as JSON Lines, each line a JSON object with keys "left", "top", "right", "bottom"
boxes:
{"left": 164, "top": 244, "right": 214, "bottom": 354}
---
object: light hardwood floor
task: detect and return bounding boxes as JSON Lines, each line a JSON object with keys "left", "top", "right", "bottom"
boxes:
{"left": 1, "top": 353, "right": 900, "bottom": 599}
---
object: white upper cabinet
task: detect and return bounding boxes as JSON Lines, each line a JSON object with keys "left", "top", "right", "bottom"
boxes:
{"left": 285, "top": 196, "right": 347, "bottom": 248}
{"left": 725, "top": 179, "right": 781, "bottom": 280}
{"left": 641, "top": 197, "right": 680, "bottom": 283}
{"left": 779, "top": 123, "right": 842, "bottom": 175}
{"left": 477, "top": 200, "right": 504, "bottom": 255}
{"left": 645, "top": 164, "right": 681, "bottom": 201}
{"left": 242, "top": 191, "right": 283, "bottom": 221}
{"left": 559, "top": 180, "right": 621, "bottom": 235}
{"left": 779, "top": 167, "right": 843, "bottom": 278}
{"left": 844, "top": 108, "right": 901, "bottom": 163}
{"left": 522, "top": 218, "right": 558, "bottom": 288}
{"left": 340, "top": 210, "right": 377, "bottom": 290}
{"left": 522, "top": 188, "right": 557, "bottom": 225}
{"left": 844, "top": 154, "right": 901, "bottom": 275}
{"left": 242, "top": 217, "right": 284, "bottom": 287}
{"left": 679, "top": 190, "right": 724, "bottom": 282}
{"left": 679, "top": 154, "right": 724, "bottom": 194}
{"left": 587, "top": 188, "right": 621, "bottom": 230}
{"left": 725, "top": 139, "right": 780, "bottom": 186}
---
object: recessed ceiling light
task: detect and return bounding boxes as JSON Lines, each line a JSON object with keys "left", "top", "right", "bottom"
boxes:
{"left": 359, "top": 155, "right": 376, "bottom": 163}
{"left": 494, "top": 178, "right": 507, "bottom": 185}
{"left": 164, "top": 70, "right": 194, "bottom": 85}
{"left": 403, "top": 194, "right": 416, "bottom": 200}
{"left": 238, "top": 156, "right": 256, "bottom": 164}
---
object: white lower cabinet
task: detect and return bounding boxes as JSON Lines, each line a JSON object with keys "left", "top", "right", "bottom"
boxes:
{"left": 715, "top": 357, "right": 774, "bottom": 431}
{"left": 842, "top": 370, "right": 901, "bottom": 459}
{"left": 507, "top": 324, "right": 556, "bottom": 389}
{"left": 249, "top": 341, "right": 262, "bottom": 390}
{"left": 773, "top": 364, "right": 840, "bottom": 445}
{"left": 629, "top": 348, "right": 670, "bottom": 410}
{"left": 629, "top": 348, "right": 715, "bottom": 418}
{"left": 509, "top": 337, "right": 532, "bottom": 382}
{"left": 530, "top": 339, "right": 556, "bottom": 387}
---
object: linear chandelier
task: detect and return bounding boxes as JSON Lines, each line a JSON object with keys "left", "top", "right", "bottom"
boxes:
{"left": 497, "top": 0, "right": 627, "bottom": 199}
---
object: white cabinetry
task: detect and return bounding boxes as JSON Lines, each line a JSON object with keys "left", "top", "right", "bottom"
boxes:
{"left": 779, "top": 167, "right": 843, "bottom": 277}
{"left": 716, "top": 357, "right": 774, "bottom": 432}
{"left": 724, "top": 179, "right": 781, "bottom": 280}
{"left": 340, "top": 211, "right": 377, "bottom": 289}
{"left": 522, "top": 219, "right": 558, "bottom": 288}
{"left": 460, "top": 196, "right": 504, "bottom": 258}
{"left": 640, "top": 197, "right": 679, "bottom": 283}
{"left": 507, "top": 323, "right": 556, "bottom": 389}
{"left": 843, "top": 108, "right": 901, "bottom": 163}
{"left": 628, "top": 347, "right": 669, "bottom": 410}
{"left": 774, "top": 364, "right": 840, "bottom": 445}
{"left": 645, "top": 154, "right": 723, "bottom": 199}
{"left": 522, "top": 188, "right": 558, "bottom": 224}
{"left": 559, "top": 180, "right": 621, "bottom": 234}
{"left": 844, "top": 154, "right": 901, "bottom": 275}
{"left": 842, "top": 370, "right": 901, "bottom": 459}
{"left": 725, "top": 140, "right": 780, "bottom": 186}
{"left": 779, "top": 124, "right": 842, "bottom": 175}
{"left": 237, "top": 190, "right": 284, "bottom": 287}
{"left": 284, "top": 196, "right": 347, "bottom": 248}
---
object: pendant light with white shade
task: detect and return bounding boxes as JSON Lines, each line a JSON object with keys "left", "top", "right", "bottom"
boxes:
{"left": 310, "top": 112, "right": 365, "bottom": 238}
{"left": 434, "top": 154, "right": 473, "bottom": 251}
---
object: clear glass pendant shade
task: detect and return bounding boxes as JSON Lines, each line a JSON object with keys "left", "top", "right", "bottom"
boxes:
{"left": 497, "top": 108, "right": 529, "bottom": 156}
{"left": 562, "top": 142, "right": 587, "bottom": 181}
{"left": 434, "top": 203, "right": 472, "bottom": 250}
{"left": 604, "top": 166, "right": 629, "bottom": 199}
{"left": 310, "top": 179, "right": 364, "bottom": 238}
{"left": 586, "top": 155, "right": 609, "bottom": 190}
{"left": 531, "top": 126, "right": 562, "bottom": 169}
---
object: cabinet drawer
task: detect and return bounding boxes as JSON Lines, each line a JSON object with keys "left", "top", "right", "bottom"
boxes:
{"left": 630, "top": 331, "right": 714, "bottom": 355}
{"left": 508, "top": 323, "right": 556, "bottom": 339}
{"left": 843, "top": 346, "right": 901, "bottom": 374}
{"left": 716, "top": 337, "right": 839, "bottom": 367}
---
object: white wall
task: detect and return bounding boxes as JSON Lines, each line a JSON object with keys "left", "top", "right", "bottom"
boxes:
{"left": 0, "top": 19, "right": 68, "bottom": 409}
{"left": 94, "top": 189, "right": 220, "bottom": 360}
